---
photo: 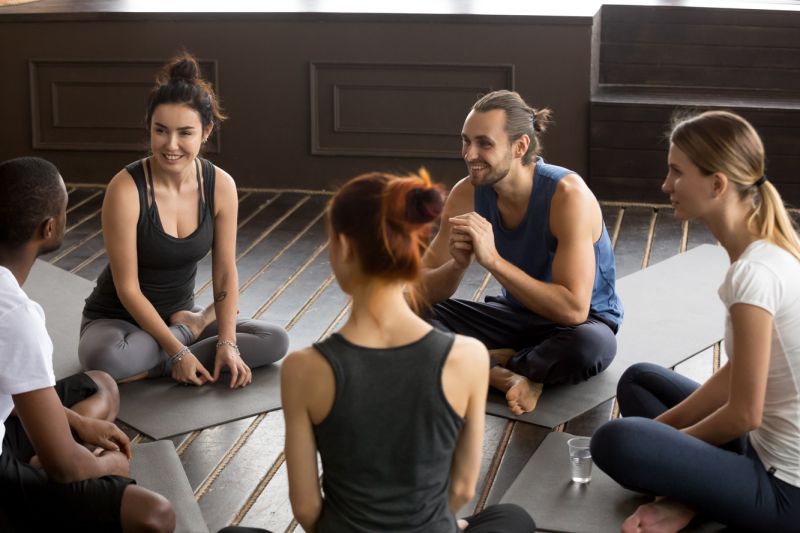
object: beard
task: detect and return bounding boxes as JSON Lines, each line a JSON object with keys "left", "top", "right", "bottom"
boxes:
{"left": 467, "top": 159, "right": 511, "bottom": 187}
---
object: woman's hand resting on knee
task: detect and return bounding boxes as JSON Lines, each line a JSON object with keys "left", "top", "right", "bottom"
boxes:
{"left": 171, "top": 352, "right": 214, "bottom": 386}
{"left": 214, "top": 343, "right": 253, "bottom": 389}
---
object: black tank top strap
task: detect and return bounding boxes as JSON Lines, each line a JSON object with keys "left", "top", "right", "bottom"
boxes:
{"left": 124, "top": 159, "right": 150, "bottom": 226}
{"left": 200, "top": 157, "right": 216, "bottom": 216}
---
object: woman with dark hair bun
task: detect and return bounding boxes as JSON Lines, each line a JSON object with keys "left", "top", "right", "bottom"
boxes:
{"left": 79, "top": 53, "right": 289, "bottom": 387}
{"left": 279, "top": 170, "right": 535, "bottom": 532}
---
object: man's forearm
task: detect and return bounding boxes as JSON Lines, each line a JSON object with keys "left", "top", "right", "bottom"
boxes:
{"left": 488, "top": 257, "right": 589, "bottom": 325}
{"left": 420, "top": 259, "right": 468, "bottom": 304}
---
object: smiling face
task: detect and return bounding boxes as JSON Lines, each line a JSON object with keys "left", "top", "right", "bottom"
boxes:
{"left": 461, "top": 109, "right": 515, "bottom": 187}
{"left": 663, "top": 143, "right": 718, "bottom": 221}
{"left": 149, "top": 103, "right": 211, "bottom": 176}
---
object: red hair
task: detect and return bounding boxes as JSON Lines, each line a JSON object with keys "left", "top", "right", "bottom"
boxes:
{"left": 328, "top": 169, "right": 445, "bottom": 301}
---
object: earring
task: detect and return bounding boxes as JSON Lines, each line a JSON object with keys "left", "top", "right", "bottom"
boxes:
{"left": 202, "top": 138, "right": 208, "bottom": 144}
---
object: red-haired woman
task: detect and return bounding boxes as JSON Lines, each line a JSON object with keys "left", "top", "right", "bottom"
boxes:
{"left": 280, "top": 171, "right": 535, "bottom": 532}
{"left": 79, "top": 54, "right": 288, "bottom": 387}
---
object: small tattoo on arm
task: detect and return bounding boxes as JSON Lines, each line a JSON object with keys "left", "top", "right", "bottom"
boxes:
{"left": 214, "top": 291, "right": 228, "bottom": 302}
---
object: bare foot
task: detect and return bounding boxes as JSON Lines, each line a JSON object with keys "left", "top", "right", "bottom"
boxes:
{"left": 169, "top": 304, "right": 216, "bottom": 340}
{"left": 489, "top": 348, "right": 516, "bottom": 367}
{"left": 490, "top": 366, "right": 543, "bottom": 415}
{"left": 621, "top": 499, "right": 695, "bottom": 533}
{"left": 505, "top": 375, "right": 543, "bottom": 415}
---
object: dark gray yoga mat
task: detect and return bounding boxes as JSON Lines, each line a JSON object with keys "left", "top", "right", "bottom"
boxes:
{"left": 500, "top": 432, "right": 726, "bottom": 533}
{"left": 118, "top": 363, "right": 282, "bottom": 440}
{"left": 486, "top": 244, "right": 729, "bottom": 428}
{"left": 22, "top": 259, "right": 93, "bottom": 380}
{"left": 130, "top": 440, "right": 209, "bottom": 533}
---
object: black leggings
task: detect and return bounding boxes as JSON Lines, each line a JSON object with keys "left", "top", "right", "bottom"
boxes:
{"left": 429, "top": 297, "right": 617, "bottom": 384}
{"left": 591, "top": 362, "right": 800, "bottom": 532}
{"left": 218, "top": 503, "right": 535, "bottom": 533}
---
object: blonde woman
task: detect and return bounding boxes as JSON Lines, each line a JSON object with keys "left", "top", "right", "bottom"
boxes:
{"left": 591, "top": 111, "right": 800, "bottom": 532}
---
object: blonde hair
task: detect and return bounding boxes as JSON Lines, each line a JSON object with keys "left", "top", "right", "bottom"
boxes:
{"left": 670, "top": 110, "right": 800, "bottom": 261}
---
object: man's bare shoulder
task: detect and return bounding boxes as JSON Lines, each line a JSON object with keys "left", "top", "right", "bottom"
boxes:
{"left": 552, "top": 173, "right": 599, "bottom": 211}
{"left": 445, "top": 177, "right": 475, "bottom": 216}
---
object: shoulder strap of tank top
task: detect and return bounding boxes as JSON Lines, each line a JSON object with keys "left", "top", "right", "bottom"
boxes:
{"left": 200, "top": 158, "right": 216, "bottom": 215}
{"left": 124, "top": 159, "right": 150, "bottom": 224}
{"left": 427, "top": 328, "right": 456, "bottom": 367}
{"left": 143, "top": 158, "right": 157, "bottom": 209}
{"left": 312, "top": 335, "right": 346, "bottom": 388}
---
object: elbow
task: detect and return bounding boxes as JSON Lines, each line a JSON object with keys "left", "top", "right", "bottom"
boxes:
{"left": 291, "top": 500, "right": 321, "bottom": 529}
{"left": 449, "top": 480, "right": 476, "bottom": 506}
{"left": 43, "top": 460, "right": 82, "bottom": 484}
{"left": 741, "top": 410, "right": 763, "bottom": 433}
{"left": 728, "top": 404, "right": 762, "bottom": 433}
{"left": 557, "top": 306, "right": 590, "bottom": 327}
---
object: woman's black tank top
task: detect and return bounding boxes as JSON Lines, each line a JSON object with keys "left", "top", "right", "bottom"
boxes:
{"left": 312, "top": 328, "right": 464, "bottom": 533}
{"left": 83, "top": 158, "right": 215, "bottom": 324}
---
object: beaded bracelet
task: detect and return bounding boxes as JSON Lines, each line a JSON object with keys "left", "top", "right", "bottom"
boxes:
{"left": 216, "top": 339, "right": 240, "bottom": 356}
{"left": 170, "top": 345, "right": 190, "bottom": 363}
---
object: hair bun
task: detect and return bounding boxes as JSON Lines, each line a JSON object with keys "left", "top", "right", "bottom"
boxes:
{"left": 406, "top": 187, "right": 444, "bottom": 224}
{"left": 168, "top": 57, "right": 201, "bottom": 83}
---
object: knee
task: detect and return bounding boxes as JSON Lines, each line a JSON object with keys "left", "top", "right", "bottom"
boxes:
{"left": 567, "top": 324, "right": 617, "bottom": 379}
{"left": 79, "top": 340, "right": 117, "bottom": 375}
{"left": 590, "top": 418, "right": 644, "bottom": 479}
{"left": 85, "top": 370, "right": 120, "bottom": 419}
{"left": 130, "top": 491, "right": 175, "bottom": 533}
{"left": 616, "top": 362, "right": 661, "bottom": 400}
{"left": 494, "top": 503, "right": 536, "bottom": 532}
{"left": 272, "top": 326, "right": 290, "bottom": 358}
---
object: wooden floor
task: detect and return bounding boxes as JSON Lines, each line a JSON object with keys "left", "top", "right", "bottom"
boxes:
{"left": 46, "top": 185, "right": 798, "bottom": 532}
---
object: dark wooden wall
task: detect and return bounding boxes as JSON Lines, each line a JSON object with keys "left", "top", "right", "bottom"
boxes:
{"left": 0, "top": 10, "right": 593, "bottom": 190}
{"left": 590, "top": 5, "right": 800, "bottom": 204}
{"left": 2, "top": 3, "right": 798, "bottom": 204}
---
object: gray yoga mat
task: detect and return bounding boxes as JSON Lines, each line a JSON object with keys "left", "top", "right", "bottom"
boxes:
{"left": 118, "top": 363, "right": 282, "bottom": 440}
{"left": 486, "top": 244, "right": 729, "bottom": 428}
{"left": 22, "top": 259, "right": 93, "bottom": 380}
{"left": 130, "top": 440, "right": 209, "bottom": 533}
{"left": 500, "top": 432, "right": 726, "bottom": 533}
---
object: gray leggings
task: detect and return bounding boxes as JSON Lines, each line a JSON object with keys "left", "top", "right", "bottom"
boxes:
{"left": 79, "top": 315, "right": 289, "bottom": 381}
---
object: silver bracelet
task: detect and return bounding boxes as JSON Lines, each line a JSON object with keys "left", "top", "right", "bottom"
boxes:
{"left": 216, "top": 339, "right": 240, "bottom": 355}
{"left": 169, "top": 345, "right": 190, "bottom": 363}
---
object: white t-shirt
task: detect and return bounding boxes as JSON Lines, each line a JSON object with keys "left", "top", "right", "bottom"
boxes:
{"left": 0, "top": 266, "right": 56, "bottom": 456}
{"left": 718, "top": 240, "right": 800, "bottom": 487}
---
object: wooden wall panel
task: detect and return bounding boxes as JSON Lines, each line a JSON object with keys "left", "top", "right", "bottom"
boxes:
{"left": 597, "top": 5, "right": 800, "bottom": 98}
{"left": 311, "top": 61, "right": 513, "bottom": 158}
{"left": 589, "top": 101, "right": 800, "bottom": 203}
{"left": 29, "top": 59, "right": 219, "bottom": 151}
{"left": 0, "top": 13, "right": 592, "bottom": 189}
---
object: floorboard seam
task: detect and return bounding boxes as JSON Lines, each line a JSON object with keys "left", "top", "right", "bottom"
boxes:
{"left": 251, "top": 242, "right": 329, "bottom": 320}
{"left": 474, "top": 420, "right": 514, "bottom": 514}
{"left": 235, "top": 193, "right": 281, "bottom": 230}
{"left": 230, "top": 203, "right": 324, "bottom": 298}
{"left": 65, "top": 190, "right": 103, "bottom": 215}
{"left": 195, "top": 414, "right": 267, "bottom": 501}
{"left": 230, "top": 451, "right": 286, "bottom": 526}
{"left": 64, "top": 207, "right": 102, "bottom": 236}
{"left": 49, "top": 227, "right": 102, "bottom": 263}
{"left": 641, "top": 209, "right": 658, "bottom": 269}
{"left": 610, "top": 207, "right": 625, "bottom": 250}
{"left": 284, "top": 275, "right": 335, "bottom": 330}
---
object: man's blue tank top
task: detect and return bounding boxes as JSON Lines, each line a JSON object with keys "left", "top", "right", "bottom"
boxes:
{"left": 474, "top": 157, "right": 623, "bottom": 329}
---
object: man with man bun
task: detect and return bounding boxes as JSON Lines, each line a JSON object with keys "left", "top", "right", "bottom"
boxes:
{"left": 421, "top": 90, "right": 623, "bottom": 415}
